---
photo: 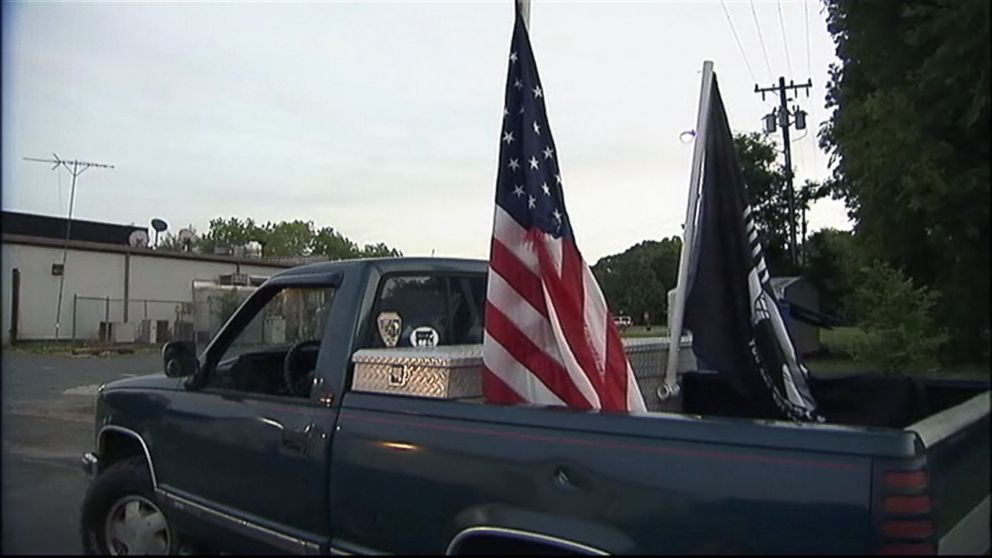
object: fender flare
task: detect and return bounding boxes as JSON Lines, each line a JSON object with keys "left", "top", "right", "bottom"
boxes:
{"left": 97, "top": 425, "right": 158, "bottom": 488}
{"left": 446, "top": 505, "right": 632, "bottom": 555}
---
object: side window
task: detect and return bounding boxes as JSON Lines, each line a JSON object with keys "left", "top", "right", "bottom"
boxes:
{"left": 207, "top": 286, "right": 335, "bottom": 398}
{"left": 449, "top": 275, "right": 486, "bottom": 345}
{"left": 367, "top": 274, "right": 486, "bottom": 349}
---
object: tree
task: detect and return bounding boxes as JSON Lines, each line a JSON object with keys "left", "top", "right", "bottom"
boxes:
{"left": 312, "top": 226, "right": 359, "bottom": 260}
{"left": 592, "top": 237, "right": 681, "bottom": 326}
{"left": 803, "top": 228, "right": 858, "bottom": 319}
{"left": 258, "top": 220, "right": 315, "bottom": 258}
{"left": 734, "top": 132, "right": 792, "bottom": 275}
{"left": 196, "top": 217, "right": 262, "bottom": 255}
{"left": 820, "top": 0, "right": 990, "bottom": 362}
{"left": 733, "top": 133, "right": 827, "bottom": 275}
{"left": 847, "top": 259, "right": 948, "bottom": 373}
{"left": 359, "top": 243, "right": 403, "bottom": 258}
{"left": 157, "top": 225, "right": 199, "bottom": 252}
{"left": 158, "top": 216, "right": 403, "bottom": 261}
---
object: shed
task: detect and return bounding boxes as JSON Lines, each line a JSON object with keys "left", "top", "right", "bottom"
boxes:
{"left": 770, "top": 276, "right": 821, "bottom": 356}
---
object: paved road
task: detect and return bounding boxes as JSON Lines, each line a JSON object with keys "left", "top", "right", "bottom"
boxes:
{"left": 2, "top": 352, "right": 161, "bottom": 554}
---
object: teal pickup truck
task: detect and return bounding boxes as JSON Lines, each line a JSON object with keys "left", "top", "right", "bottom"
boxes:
{"left": 80, "top": 257, "right": 990, "bottom": 555}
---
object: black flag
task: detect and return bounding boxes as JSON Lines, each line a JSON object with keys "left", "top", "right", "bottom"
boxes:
{"left": 683, "top": 76, "right": 823, "bottom": 422}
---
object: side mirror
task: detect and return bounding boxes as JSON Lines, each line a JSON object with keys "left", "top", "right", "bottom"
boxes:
{"left": 162, "top": 341, "right": 198, "bottom": 378}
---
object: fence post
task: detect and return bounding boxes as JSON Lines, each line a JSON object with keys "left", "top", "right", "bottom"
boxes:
{"left": 72, "top": 294, "right": 78, "bottom": 342}
{"left": 10, "top": 269, "right": 20, "bottom": 345}
{"left": 144, "top": 299, "right": 148, "bottom": 320}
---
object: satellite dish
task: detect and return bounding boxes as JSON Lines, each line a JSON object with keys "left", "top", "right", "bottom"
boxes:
{"left": 150, "top": 218, "right": 168, "bottom": 247}
{"left": 128, "top": 229, "right": 149, "bottom": 248}
{"left": 177, "top": 228, "right": 194, "bottom": 251}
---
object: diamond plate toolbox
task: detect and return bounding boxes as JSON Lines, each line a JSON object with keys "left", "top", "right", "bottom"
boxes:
{"left": 350, "top": 337, "right": 697, "bottom": 401}
{"left": 351, "top": 345, "right": 484, "bottom": 399}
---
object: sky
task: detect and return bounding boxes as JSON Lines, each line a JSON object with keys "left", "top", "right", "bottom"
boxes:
{"left": 1, "top": 0, "right": 850, "bottom": 262}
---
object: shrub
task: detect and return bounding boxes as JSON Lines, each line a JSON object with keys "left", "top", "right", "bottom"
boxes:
{"left": 847, "top": 260, "right": 949, "bottom": 373}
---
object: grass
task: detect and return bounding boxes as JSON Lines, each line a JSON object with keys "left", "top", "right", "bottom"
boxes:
{"left": 4, "top": 340, "right": 163, "bottom": 356}
{"left": 617, "top": 325, "right": 988, "bottom": 381}
{"left": 807, "top": 327, "right": 989, "bottom": 381}
{"left": 620, "top": 325, "right": 668, "bottom": 338}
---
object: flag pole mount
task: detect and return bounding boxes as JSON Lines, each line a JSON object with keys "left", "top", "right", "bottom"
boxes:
{"left": 661, "top": 60, "right": 714, "bottom": 401}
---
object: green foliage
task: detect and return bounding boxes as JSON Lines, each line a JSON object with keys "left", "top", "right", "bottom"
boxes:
{"left": 733, "top": 133, "right": 827, "bottom": 275}
{"left": 820, "top": 0, "right": 990, "bottom": 363}
{"left": 156, "top": 225, "right": 198, "bottom": 252}
{"left": 312, "top": 226, "right": 360, "bottom": 260}
{"left": 734, "top": 132, "right": 792, "bottom": 274}
{"left": 802, "top": 228, "right": 859, "bottom": 319}
{"left": 258, "top": 220, "right": 315, "bottom": 258}
{"left": 157, "top": 217, "right": 402, "bottom": 261}
{"left": 592, "top": 237, "right": 681, "bottom": 325}
{"left": 847, "top": 260, "right": 949, "bottom": 373}
{"left": 359, "top": 242, "right": 403, "bottom": 258}
{"left": 196, "top": 217, "right": 262, "bottom": 255}
{"left": 213, "top": 288, "right": 248, "bottom": 328}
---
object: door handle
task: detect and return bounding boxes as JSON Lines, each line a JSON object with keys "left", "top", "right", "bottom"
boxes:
{"left": 282, "top": 423, "right": 314, "bottom": 455}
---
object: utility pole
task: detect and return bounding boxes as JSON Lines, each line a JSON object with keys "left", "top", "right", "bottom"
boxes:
{"left": 755, "top": 77, "right": 811, "bottom": 267}
{"left": 23, "top": 154, "right": 115, "bottom": 340}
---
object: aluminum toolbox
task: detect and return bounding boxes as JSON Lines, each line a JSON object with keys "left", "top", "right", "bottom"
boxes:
{"left": 350, "top": 337, "right": 697, "bottom": 411}
{"left": 351, "top": 345, "right": 484, "bottom": 399}
{"left": 622, "top": 336, "right": 696, "bottom": 379}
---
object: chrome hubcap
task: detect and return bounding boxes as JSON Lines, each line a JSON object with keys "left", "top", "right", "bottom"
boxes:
{"left": 104, "top": 495, "right": 171, "bottom": 555}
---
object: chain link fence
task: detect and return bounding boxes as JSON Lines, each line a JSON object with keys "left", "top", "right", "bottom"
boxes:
{"left": 72, "top": 283, "right": 261, "bottom": 347}
{"left": 71, "top": 296, "right": 193, "bottom": 345}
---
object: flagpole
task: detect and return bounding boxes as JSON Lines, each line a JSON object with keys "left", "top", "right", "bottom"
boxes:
{"left": 661, "top": 60, "right": 714, "bottom": 399}
{"left": 517, "top": 0, "right": 531, "bottom": 28}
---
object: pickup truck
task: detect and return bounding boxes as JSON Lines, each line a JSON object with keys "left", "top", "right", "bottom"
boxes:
{"left": 80, "top": 257, "right": 990, "bottom": 555}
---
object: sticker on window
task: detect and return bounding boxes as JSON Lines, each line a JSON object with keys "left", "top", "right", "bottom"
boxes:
{"left": 410, "top": 326, "right": 439, "bottom": 348}
{"left": 377, "top": 312, "right": 402, "bottom": 348}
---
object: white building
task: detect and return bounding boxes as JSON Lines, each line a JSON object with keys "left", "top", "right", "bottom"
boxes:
{"left": 2, "top": 211, "right": 294, "bottom": 345}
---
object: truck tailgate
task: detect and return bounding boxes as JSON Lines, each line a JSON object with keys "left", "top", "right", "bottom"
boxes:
{"left": 910, "top": 391, "right": 990, "bottom": 554}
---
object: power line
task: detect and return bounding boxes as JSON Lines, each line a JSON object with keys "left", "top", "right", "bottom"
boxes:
{"left": 749, "top": 0, "right": 774, "bottom": 81}
{"left": 719, "top": 0, "right": 758, "bottom": 85}
{"left": 589, "top": 213, "right": 686, "bottom": 240}
{"left": 776, "top": 0, "right": 793, "bottom": 76}
{"left": 802, "top": 0, "right": 820, "bottom": 179}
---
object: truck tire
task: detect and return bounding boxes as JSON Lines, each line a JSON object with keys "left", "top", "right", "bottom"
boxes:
{"left": 80, "top": 456, "right": 183, "bottom": 555}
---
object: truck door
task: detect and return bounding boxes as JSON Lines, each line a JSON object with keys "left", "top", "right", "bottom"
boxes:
{"left": 154, "top": 283, "right": 339, "bottom": 554}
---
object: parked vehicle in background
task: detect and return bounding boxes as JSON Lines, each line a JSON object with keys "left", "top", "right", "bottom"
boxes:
{"left": 80, "top": 258, "right": 990, "bottom": 555}
{"left": 613, "top": 315, "right": 633, "bottom": 331}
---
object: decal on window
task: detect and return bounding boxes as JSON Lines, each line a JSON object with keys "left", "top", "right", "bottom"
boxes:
{"left": 377, "top": 312, "right": 402, "bottom": 348}
{"left": 410, "top": 326, "right": 439, "bottom": 348}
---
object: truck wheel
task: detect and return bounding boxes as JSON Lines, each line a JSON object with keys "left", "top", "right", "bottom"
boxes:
{"left": 80, "top": 456, "right": 182, "bottom": 555}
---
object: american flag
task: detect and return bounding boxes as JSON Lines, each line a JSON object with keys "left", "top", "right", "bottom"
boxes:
{"left": 481, "top": 9, "right": 646, "bottom": 412}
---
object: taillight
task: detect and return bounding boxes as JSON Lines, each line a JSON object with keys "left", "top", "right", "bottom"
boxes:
{"left": 876, "top": 461, "right": 936, "bottom": 555}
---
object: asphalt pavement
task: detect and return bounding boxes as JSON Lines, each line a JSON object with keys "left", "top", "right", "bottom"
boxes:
{"left": 1, "top": 351, "right": 162, "bottom": 554}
